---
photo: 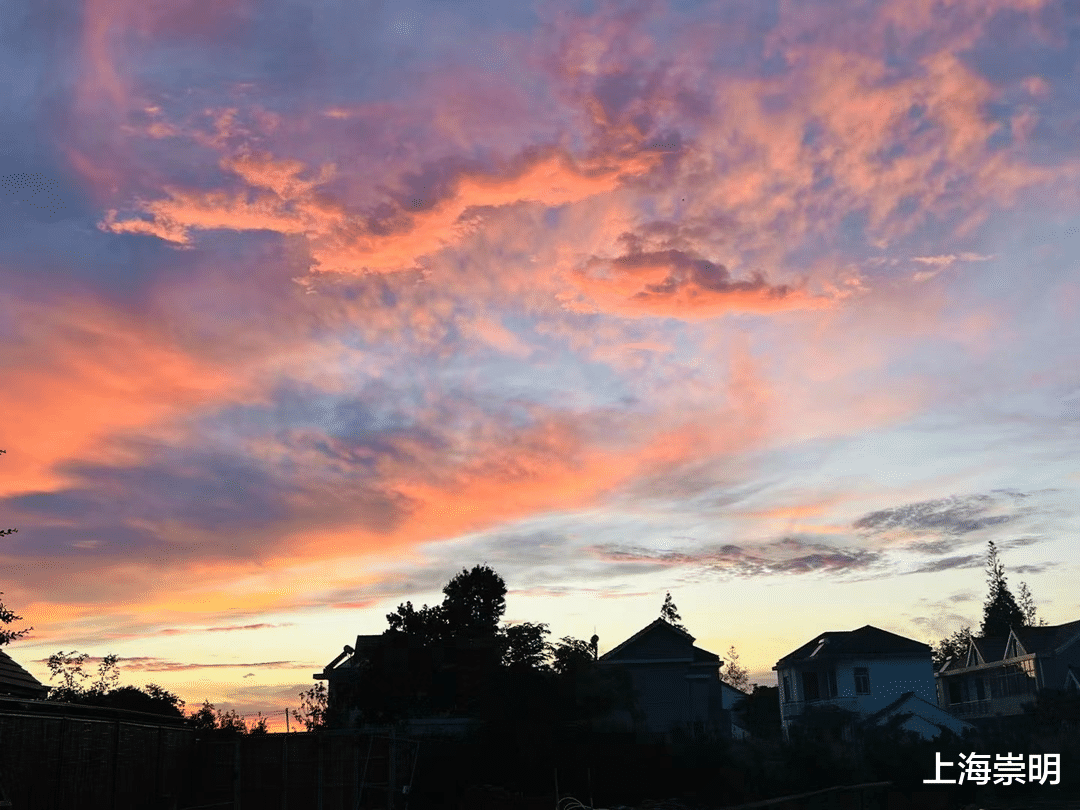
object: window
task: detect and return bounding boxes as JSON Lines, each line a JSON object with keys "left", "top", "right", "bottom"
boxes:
{"left": 802, "top": 670, "right": 821, "bottom": 701}
{"left": 783, "top": 675, "right": 792, "bottom": 703}
{"left": 826, "top": 669, "right": 838, "bottom": 698}
{"left": 854, "top": 667, "right": 871, "bottom": 695}
{"left": 975, "top": 677, "right": 985, "bottom": 700}
{"left": 947, "top": 679, "right": 962, "bottom": 704}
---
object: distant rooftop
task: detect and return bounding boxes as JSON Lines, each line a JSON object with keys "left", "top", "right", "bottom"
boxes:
{"left": 0, "top": 647, "right": 48, "bottom": 699}
{"left": 775, "top": 625, "right": 931, "bottom": 666}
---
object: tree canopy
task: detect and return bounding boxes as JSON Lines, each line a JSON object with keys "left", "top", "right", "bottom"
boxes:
{"left": 931, "top": 626, "right": 973, "bottom": 669}
{"left": 720, "top": 645, "right": 750, "bottom": 691}
{"left": 385, "top": 564, "right": 507, "bottom": 643}
{"left": 933, "top": 541, "right": 1048, "bottom": 665}
{"left": 45, "top": 651, "right": 186, "bottom": 718}
{"left": 980, "top": 541, "right": 1026, "bottom": 637}
{"left": 0, "top": 451, "right": 33, "bottom": 646}
{"left": 660, "top": 591, "right": 686, "bottom": 632}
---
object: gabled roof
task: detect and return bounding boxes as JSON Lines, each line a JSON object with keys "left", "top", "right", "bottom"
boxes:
{"left": 719, "top": 680, "right": 747, "bottom": 698}
{"left": 1063, "top": 666, "right": 1080, "bottom": 692}
{"left": 598, "top": 618, "right": 696, "bottom": 662}
{"left": 775, "top": 625, "right": 931, "bottom": 666}
{"left": 692, "top": 645, "right": 721, "bottom": 664}
{"left": 0, "top": 648, "right": 49, "bottom": 699}
{"left": 970, "top": 636, "right": 1007, "bottom": 666}
{"left": 1009, "top": 619, "right": 1080, "bottom": 657}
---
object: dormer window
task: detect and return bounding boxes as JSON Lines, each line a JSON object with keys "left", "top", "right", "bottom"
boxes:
{"left": 1006, "top": 638, "right": 1019, "bottom": 659}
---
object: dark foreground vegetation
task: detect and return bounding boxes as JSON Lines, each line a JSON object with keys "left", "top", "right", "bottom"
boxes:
{"left": 395, "top": 691, "right": 1080, "bottom": 810}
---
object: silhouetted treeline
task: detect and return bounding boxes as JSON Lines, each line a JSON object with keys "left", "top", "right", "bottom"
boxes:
{"left": 325, "top": 565, "right": 1080, "bottom": 809}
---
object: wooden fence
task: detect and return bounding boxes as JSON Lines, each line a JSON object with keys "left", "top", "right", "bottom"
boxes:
{"left": 187, "top": 728, "right": 422, "bottom": 810}
{"left": 0, "top": 696, "right": 194, "bottom": 810}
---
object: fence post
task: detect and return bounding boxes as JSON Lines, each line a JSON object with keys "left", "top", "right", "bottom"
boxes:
{"left": 233, "top": 738, "right": 242, "bottom": 810}
{"left": 156, "top": 725, "right": 163, "bottom": 807}
{"left": 56, "top": 717, "right": 67, "bottom": 809}
{"left": 388, "top": 728, "right": 396, "bottom": 810}
{"left": 111, "top": 718, "right": 121, "bottom": 810}
{"left": 317, "top": 731, "right": 324, "bottom": 810}
{"left": 281, "top": 732, "right": 288, "bottom": 810}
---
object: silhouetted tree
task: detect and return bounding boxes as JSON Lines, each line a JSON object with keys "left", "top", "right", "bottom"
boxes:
{"left": 292, "top": 682, "right": 328, "bottom": 731}
{"left": 440, "top": 564, "right": 507, "bottom": 638}
{"left": 0, "top": 451, "right": 16, "bottom": 541}
{"left": 189, "top": 700, "right": 218, "bottom": 733}
{"left": 248, "top": 712, "right": 269, "bottom": 734}
{"left": 188, "top": 701, "right": 255, "bottom": 736}
{"left": 214, "top": 708, "right": 249, "bottom": 736}
{"left": 1017, "top": 580, "right": 1047, "bottom": 627}
{"left": 0, "top": 594, "right": 31, "bottom": 646}
{"left": 660, "top": 591, "right": 686, "bottom": 631}
{"left": 550, "top": 636, "right": 595, "bottom": 676}
{"left": 500, "top": 621, "right": 552, "bottom": 670}
{"left": 45, "top": 650, "right": 93, "bottom": 699}
{"left": 385, "top": 600, "right": 449, "bottom": 644}
{"left": 385, "top": 564, "right": 507, "bottom": 643}
{"left": 46, "top": 651, "right": 121, "bottom": 699}
{"left": 981, "top": 541, "right": 1025, "bottom": 637}
{"left": 932, "top": 626, "right": 974, "bottom": 669}
{"left": 0, "top": 455, "right": 32, "bottom": 646}
{"left": 45, "top": 651, "right": 187, "bottom": 718}
{"left": 95, "top": 684, "right": 186, "bottom": 717}
{"left": 720, "top": 645, "right": 750, "bottom": 691}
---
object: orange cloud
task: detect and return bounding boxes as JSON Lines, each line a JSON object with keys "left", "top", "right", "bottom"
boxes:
{"left": 99, "top": 147, "right": 660, "bottom": 276}
{"left": 563, "top": 249, "right": 834, "bottom": 319}
{"left": 0, "top": 291, "right": 263, "bottom": 497}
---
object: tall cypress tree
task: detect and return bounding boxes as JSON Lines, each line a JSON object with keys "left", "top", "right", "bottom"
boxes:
{"left": 660, "top": 591, "right": 686, "bottom": 632}
{"left": 980, "top": 541, "right": 1025, "bottom": 637}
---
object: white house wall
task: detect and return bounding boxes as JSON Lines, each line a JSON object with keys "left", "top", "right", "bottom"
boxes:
{"left": 779, "top": 657, "right": 937, "bottom": 731}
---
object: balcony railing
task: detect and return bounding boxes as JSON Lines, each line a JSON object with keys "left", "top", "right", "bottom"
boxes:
{"left": 945, "top": 695, "right": 1036, "bottom": 718}
{"left": 946, "top": 699, "right": 994, "bottom": 717}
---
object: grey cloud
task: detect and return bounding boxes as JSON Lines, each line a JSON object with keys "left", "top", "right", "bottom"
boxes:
{"left": 906, "top": 555, "right": 983, "bottom": 574}
{"left": 853, "top": 493, "right": 1020, "bottom": 537}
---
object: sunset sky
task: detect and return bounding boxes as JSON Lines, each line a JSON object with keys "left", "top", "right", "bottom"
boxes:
{"left": 2, "top": 0, "right": 1080, "bottom": 733}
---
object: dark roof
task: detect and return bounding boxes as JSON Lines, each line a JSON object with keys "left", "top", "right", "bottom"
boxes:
{"left": 0, "top": 648, "right": 49, "bottom": 698}
{"left": 775, "top": 625, "right": 931, "bottom": 665}
{"left": 1011, "top": 619, "right": 1080, "bottom": 656}
{"left": 599, "top": 618, "right": 697, "bottom": 662}
{"left": 691, "top": 645, "right": 721, "bottom": 664}
{"left": 970, "top": 636, "right": 1007, "bottom": 664}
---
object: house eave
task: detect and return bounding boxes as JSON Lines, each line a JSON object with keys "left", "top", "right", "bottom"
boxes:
{"left": 934, "top": 652, "right": 1038, "bottom": 677}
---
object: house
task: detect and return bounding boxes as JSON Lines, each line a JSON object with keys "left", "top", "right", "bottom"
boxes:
{"left": 935, "top": 618, "right": 1080, "bottom": 721}
{"left": 316, "top": 632, "right": 498, "bottom": 731}
{"left": 773, "top": 625, "right": 946, "bottom": 740}
{"left": 595, "top": 618, "right": 744, "bottom": 740}
{"left": 0, "top": 648, "right": 48, "bottom": 699}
